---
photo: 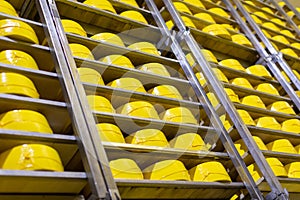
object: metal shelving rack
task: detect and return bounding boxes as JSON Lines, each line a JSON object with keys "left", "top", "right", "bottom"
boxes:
{"left": 0, "top": 0, "right": 116, "bottom": 200}
{"left": 231, "top": 0, "right": 300, "bottom": 110}
{"left": 227, "top": 1, "right": 300, "bottom": 199}
{"left": 155, "top": 0, "right": 300, "bottom": 199}
{"left": 33, "top": 0, "right": 264, "bottom": 199}
{"left": 1, "top": 0, "right": 300, "bottom": 199}
{"left": 236, "top": 0, "right": 300, "bottom": 98}
{"left": 264, "top": 0, "right": 300, "bottom": 35}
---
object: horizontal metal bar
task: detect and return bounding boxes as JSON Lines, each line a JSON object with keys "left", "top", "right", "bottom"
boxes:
{"left": 103, "top": 142, "right": 228, "bottom": 158}
{"left": 37, "top": 0, "right": 121, "bottom": 198}
{"left": 0, "top": 36, "right": 55, "bottom": 72}
{"left": 0, "top": 170, "right": 87, "bottom": 194}
{"left": 116, "top": 179, "right": 244, "bottom": 199}
{"left": 116, "top": 179, "right": 244, "bottom": 188}
{"left": 67, "top": 33, "right": 178, "bottom": 65}
{"left": 94, "top": 111, "right": 214, "bottom": 133}
{"left": 83, "top": 83, "right": 202, "bottom": 114}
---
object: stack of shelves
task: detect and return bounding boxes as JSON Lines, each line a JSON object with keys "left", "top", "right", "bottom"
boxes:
{"left": 0, "top": 0, "right": 91, "bottom": 199}
{"left": 238, "top": 1, "right": 300, "bottom": 198}
{"left": 47, "top": 0, "right": 254, "bottom": 199}
{"left": 2, "top": 0, "right": 300, "bottom": 199}
{"left": 271, "top": 0, "right": 300, "bottom": 30}
{"left": 158, "top": 0, "right": 300, "bottom": 199}
{"left": 241, "top": 0, "right": 300, "bottom": 91}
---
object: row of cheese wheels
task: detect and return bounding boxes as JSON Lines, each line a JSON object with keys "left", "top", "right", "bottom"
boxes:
{"left": 175, "top": 0, "right": 300, "bottom": 61}
{"left": 1, "top": 144, "right": 299, "bottom": 184}
{"left": 236, "top": 136, "right": 300, "bottom": 156}
{"left": 109, "top": 158, "right": 232, "bottom": 182}
{"left": 244, "top": 1, "right": 300, "bottom": 59}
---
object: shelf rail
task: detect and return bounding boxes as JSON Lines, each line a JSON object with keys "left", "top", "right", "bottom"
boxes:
{"left": 36, "top": 0, "right": 121, "bottom": 199}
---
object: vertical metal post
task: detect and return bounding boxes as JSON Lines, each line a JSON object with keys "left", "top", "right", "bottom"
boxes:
{"left": 145, "top": 0, "right": 264, "bottom": 199}
{"left": 227, "top": 0, "right": 300, "bottom": 112}
{"left": 36, "top": 0, "right": 120, "bottom": 199}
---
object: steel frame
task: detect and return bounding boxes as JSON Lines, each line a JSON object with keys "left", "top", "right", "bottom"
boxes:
{"left": 264, "top": 0, "right": 300, "bottom": 36}
{"left": 145, "top": 0, "right": 266, "bottom": 199}
{"left": 224, "top": 0, "right": 300, "bottom": 199}
{"left": 228, "top": 0, "right": 300, "bottom": 112}
{"left": 268, "top": 0, "right": 300, "bottom": 23}
{"left": 150, "top": 0, "right": 297, "bottom": 199}
{"left": 31, "top": 0, "right": 300, "bottom": 199}
{"left": 35, "top": 0, "right": 120, "bottom": 199}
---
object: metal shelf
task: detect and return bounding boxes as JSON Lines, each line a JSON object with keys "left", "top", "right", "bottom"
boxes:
{"left": 75, "top": 58, "right": 189, "bottom": 93}
{"left": 103, "top": 142, "right": 229, "bottom": 168}
{"left": 0, "top": 37, "right": 55, "bottom": 72}
{"left": 290, "top": 16, "right": 300, "bottom": 26}
{"left": 116, "top": 179, "right": 244, "bottom": 199}
{"left": 251, "top": 13, "right": 294, "bottom": 32}
{"left": 224, "top": 83, "right": 291, "bottom": 105}
{"left": 83, "top": 83, "right": 201, "bottom": 114}
{"left": 168, "top": 1, "right": 237, "bottom": 25}
{"left": 67, "top": 33, "right": 179, "bottom": 67}
{"left": 242, "top": 1, "right": 285, "bottom": 21}
{"left": 283, "top": 54, "right": 300, "bottom": 72}
{"left": 260, "top": 25, "right": 300, "bottom": 44}
{"left": 55, "top": 0, "right": 161, "bottom": 42}
{"left": 179, "top": 12, "right": 240, "bottom": 35}
{"left": 223, "top": 83, "right": 291, "bottom": 105}
{"left": 153, "top": 0, "right": 228, "bottom": 12}
{"left": 93, "top": 111, "right": 214, "bottom": 139}
{"left": 190, "top": 29, "right": 258, "bottom": 62}
{"left": 110, "top": 0, "right": 153, "bottom": 19}
{"left": 0, "top": 195, "right": 83, "bottom": 200}
{"left": 199, "top": 0, "right": 228, "bottom": 10}
{"left": 0, "top": 130, "right": 77, "bottom": 168}
{"left": 202, "top": 77, "right": 288, "bottom": 106}
{"left": 174, "top": 0, "right": 228, "bottom": 10}
{"left": 244, "top": 0, "right": 276, "bottom": 11}
{"left": 0, "top": 13, "right": 46, "bottom": 45}
{"left": 234, "top": 103, "right": 299, "bottom": 122}
{"left": 259, "top": 178, "right": 300, "bottom": 193}
{"left": 214, "top": 64, "right": 282, "bottom": 89}
{"left": 19, "top": 0, "right": 300, "bottom": 198}
{"left": 247, "top": 126, "right": 300, "bottom": 146}
{"left": 262, "top": 151, "right": 300, "bottom": 165}
{"left": 74, "top": 0, "right": 154, "bottom": 24}
{"left": 271, "top": 39, "right": 300, "bottom": 56}
{"left": 0, "top": 63, "right": 63, "bottom": 101}
{"left": 0, "top": 94, "right": 71, "bottom": 134}
{"left": 75, "top": 57, "right": 190, "bottom": 87}
{"left": 154, "top": 0, "right": 300, "bottom": 198}
{"left": 228, "top": 126, "right": 300, "bottom": 145}
{"left": 242, "top": 149, "right": 300, "bottom": 165}
{"left": 0, "top": 170, "right": 87, "bottom": 194}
